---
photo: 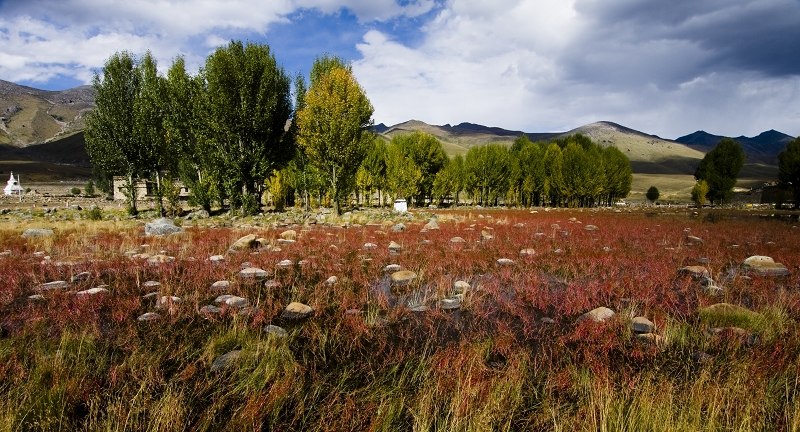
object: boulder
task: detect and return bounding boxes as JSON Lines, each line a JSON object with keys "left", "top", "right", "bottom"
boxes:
{"left": 229, "top": 234, "right": 258, "bottom": 251}
{"left": 390, "top": 270, "right": 417, "bottom": 286}
{"left": 388, "top": 241, "right": 403, "bottom": 252}
{"left": 142, "top": 280, "right": 161, "bottom": 289}
{"left": 70, "top": 271, "right": 91, "bottom": 283}
{"left": 22, "top": 228, "right": 54, "bottom": 238}
{"left": 584, "top": 224, "right": 599, "bottom": 232}
{"left": 384, "top": 264, "right": 402, "bottom": 273}
{"left": 631, "top": 316, "right": 655, "bottom": 334}
{"left": 38, "top": 280, "right": 69, "bottom": 291}
{"left": 210, "top": 280, "right": 231, "bottom": 292}
{"left": 239, "top": 267, "right": 268, "bottom": 280}
{"left": 277, "top": 259, "right": 293, "bottom": 268}
{"left": 450, "top": 236, "right": 466, "bottom": 244}
{"left": 635, "top": 333, "right": 663, "bottom": 345}
{"left": 215, "top": 295, "right": 249, "bottom": 308}
{"left": 147, "top": 254, "right": 175, "bottom": 265}
{"left": 496, "top": 258, "right": 515, "bottom": 266}
{"left": 392, "top": 223, "right": 406, "bottom": 233}
{"left": 137, "top": 312, "right": 161, "bottom": 322}
{"left": 686, "top": 235, "right": 704, "bottom": 245}
{"left": 155, "top": 295, "right": 182, "bottom": 309}
{"left": 519, "top": 248, "right": 536, "bottom": 256}
{"left": 579, "top": 307, "right": 615, "bottom": 323}
{"left": 279, "top": 229, "right": 297, "bottom": 241}
{"left": 145, "top": 218, "right": 183, "bottom": 236}
{"left": 210, "top": 350, "right": 242, "bottom": 372}
{"left": 209, "top": 255, "right": 225, "bottom": 263}
{"left": 76, "top": 287, "right": 109, "bottom": 295}
{"left": 281, "top": 302, "right": 314, "bottom": 320}
{"left": 363, "top": 242, "right": 378, "bottom": 250}
{"left": 679, "top": 266, "right": 710, "bottom": 279}
{"left": 439, "top": 297, "right": 461, "bottom": 311}
{"left": 325, "top": 276, "right": 338, "bottom": 286}
{"left": 200, "top": 305, "right": 222, "bottom": 315}
{"left": 480, "top": 230, "right": 494, "bottom": 241}
{"left": 742, "top": 255, "right": 790, "bottom": 277}
{"left": 264, "top": 324, "right": 288, "bottom": 338}
{"left": 423, "top": 219, "right": 440, "bottom": 230}
{"left": 453, "top": 280, "right": 470, "bottom": 293}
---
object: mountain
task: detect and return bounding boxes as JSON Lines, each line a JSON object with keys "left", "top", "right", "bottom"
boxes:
{"left": 675, "top": 129, "right": 794, "bottom": 165}
{"left": 0, "top": 79, "right": 95, "bottom": 147}
{"left": 373, "top": 120, "right": 559, "bottom": 155}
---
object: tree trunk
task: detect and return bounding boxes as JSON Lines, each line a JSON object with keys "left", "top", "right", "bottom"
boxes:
{"left": 154, "top": 171, "right": 164, "bottom": 216}
{"left": 331, "top": 166, "right": 340, "bottom": 216}
{"left": 126, "top": 173, "right": 138, "bottom": 215}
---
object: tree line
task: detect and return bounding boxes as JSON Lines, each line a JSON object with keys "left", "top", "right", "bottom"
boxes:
{"left": 86, "top": 41, "right": 635, "bottom": 214}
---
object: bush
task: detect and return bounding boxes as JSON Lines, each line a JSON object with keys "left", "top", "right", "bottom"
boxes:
{"left": 70, "top": 187, "right": 82, "bottom": 196}
{"left": 646, "top": 186, "right": 660, "bottom": 203}
{"left": 86, "top": 206, "right": 102, "bottom": 220}
{"left": 85, "top": 181, "right": 95, "bottom": 197}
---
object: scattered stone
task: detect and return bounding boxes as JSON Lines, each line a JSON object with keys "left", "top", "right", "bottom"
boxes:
{"left": 155, "top": 296, "right": 182, "bottom": 309}
{"left": 686, "top": 235, "right": 704, "bottom": 245}
{"left": 439, "top": 297, "right": 461, "bottom": 311}
{"left": 210, "top": 350, "right": 242, "bottom": 372}
{"left": 210, "top": 280, "right": 231, "bottom": 292}
{"left": 679, "top": 266, "right": 710, "bottom": 279}
{"left": 239, "top": 267, "right": 268, "bottom": 279}
{"left": 631, "top": 316, "right": 655, "bottom": 334}
{"left": 200, "top": 305, "right": 222, "bottom": 315}
{"left": 584, "top": 224, "right": 599, "bottom": 231}
{"left": 38, "top": 280, "right": 69, "bottom": 291}
{"left": 392, "top": 223, "right": 406, "bottom": 233}
{"left": 742, "top": 255, "right": 790, "bottom": 277}
{"left": 408, "top": 305, "right": 429, "bottom": 313}
{"left": 209, "top": 255, "right": 225, "bottom": 263}
{"left": 481, "top": 230, "right": 494, "bottom": 241}
{"left": 76, "top": 287, "right": 109, "bottom": 295}
{"left": 281, "top": 302, "right": 314, "bottom": 320}
{"left": 264, "top": 324, "right": 288, "bottom": 337}
{"left": 22, "top": 228, "right": 54, "bottom": 238}
{"left": 453, "top": 280, "right": 470, "bottom": 293}
{"left": 514, "top": 223, "right": 525, "bottom": 228}
{"left": 215, "top": 295, "right": 249, "bottom": 308}
{"left": 137, "top": 312, "right": 161, "bottom": 322}
{"left": 519, "top": 248, "right": 536, "bottom": 257}
{"left": 144, "top": 218, "right": 183, "bottom": 236}
{"left": 325, "top": 276, "right": 338, "bottom": 286}
{"left": 229, "top": 234, "right": 258, "bottom": 251}
{"left": 264, "top": 279, "right": 281, "bottom": 289}
{"left": 71, "top": 271, "right": 91, "bottom": 283}
{"left": 142, "top": 292, "right": 159, "bottom": 300}
{"left": 280, "top": 230, "right": 297, "bottom": 241}
{"left": 277, "top": 259, "right": 293, "bottom": 268}
{"left": 450, "top": 236, "right": 466, "bottom": 244}
{"left": 388, "top": 241, "right": 403, "bottom": 252}
{"left": 384, "top": 264, "right": 402, "bottom": 273}
{"left": 142, "top": 280, "right": 161, "bottom": 289}
{"left": 424, "top": 219, "right": 440, "bottom": 230}
{"left": 0, "top": 250, "right": 11, "bottom": 257}
{"left": 579, "top": 307, "right": 615, "bottom": 323}
{"left": 390, "top": 270, "right": 417, "bottom": 286}
{"left": 540, "top": 317, "right": 555, "bottom": 324}
{"left": 147, "top": 254, "right": 175, "bottom": 265}
{"left": 28, "top": 294, "right": 45, "bottom": 301}
{"left": 363, "top": 242, "right": 378, "bottom": 250}
{"left": 496, "top": 258, "right": 515, "bottom": 266}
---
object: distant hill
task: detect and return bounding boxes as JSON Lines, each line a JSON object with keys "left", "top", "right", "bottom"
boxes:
{"left": 0, "top": 79, "right": 94, "bottom": 147}
{"left": 675, "top": 129, "right": 794, "bottom": 165}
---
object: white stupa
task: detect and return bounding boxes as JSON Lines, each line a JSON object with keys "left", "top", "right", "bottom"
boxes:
{"left": 4, "top": 172, "right": 24, "bottom": 196}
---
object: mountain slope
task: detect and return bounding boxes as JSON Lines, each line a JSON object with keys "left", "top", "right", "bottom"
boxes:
{"left": 675, "top": 129, "right": 794, "bottom": 165}
{"left": 0, "top": 79, "right": 94, "bottom": 147}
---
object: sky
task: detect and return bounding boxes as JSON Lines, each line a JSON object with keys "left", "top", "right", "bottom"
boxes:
{"left": 1, "top": 0, "right": 799, "bottom": 139}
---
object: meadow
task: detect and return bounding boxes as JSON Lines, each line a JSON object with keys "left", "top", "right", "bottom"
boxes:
{"left": 0, "top": 207, "right": 798, "bottom": 431}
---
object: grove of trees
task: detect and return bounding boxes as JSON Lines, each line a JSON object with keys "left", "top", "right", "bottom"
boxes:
{"left": 778, "top": 137, "right": 800, "bottom": 208}
{"left": 694, "top": 138, "right": 745, "bottom": 205}
{"left": 86, "top": 41, "right": 633, "bottom": 214}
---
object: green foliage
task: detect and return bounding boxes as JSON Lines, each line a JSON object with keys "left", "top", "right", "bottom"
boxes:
{"left": 691, "top": 180, "right": 710, "bottom": 207}
{"left": 432, "top": 154, "right": 466, "bottom": 206}
{"left": 356, "top": 139, "right": 387, "bottom": 207}
{"left": 694, "top": 138, "right": 745, "bottom": 204}
{"left": 84, "top": 180, "right": 95, "bottom": 197}
{"left": 465, "top": 144, "right": 512, "bottom": 206}
{"left": 387, "top": 131, "right": 447, "bottom": 206}
{"left": 646, "top": 186, "right": 660, "bottom": 203}
{"left": 86, "top": 206, "right": 103, "bottom": 220}
{"left": 296, "top": 55, "right": 373, "bottom": 215}
{"left": 204, "top": 40, "right": 293, "bottom": 215}
{"left": 385, "top": 141, "right": 422, "bottom": 201}
{"left": 778, "top": 137, "right": 800, "bottom": 207}
{"left": 70, "top": 187, "right": 81, "bottom": 196}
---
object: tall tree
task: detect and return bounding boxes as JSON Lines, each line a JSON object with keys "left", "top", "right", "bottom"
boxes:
{"left": 778, "top": 137, "right": 800, "bottom": 208}
{"left": 465, "top": 144, "right": 512, "bottom": 206}
{"left": 388, "top": 131, "right": 447, "bottom": 206}
{"left": 601, "top": 146, "right": 632, "bottom": 206}
{"left": 203, "top": 40, "right": 293, "bottom": 215}
{"left": 646, "top": 186, "right": 660, "bottom": 203}
{"left": 164, "top": 57, "right": 220, "bottom": 213}
{"left": 296, "top": 56, "right": 374, "bottom": 215}
{"left": 694, "top": 138, "right": 744, "bottom": 205}
{"left": 85, "top": 51, "right": 142, "bottom": 215}
{"left": 542, "top": 143, "right": 564, "bottom": 206}
{"left": 384, "top": 141, "right": 422, "bottom": 202}
{"left": 357, "top": 138, "right": 388, "bottom": 207}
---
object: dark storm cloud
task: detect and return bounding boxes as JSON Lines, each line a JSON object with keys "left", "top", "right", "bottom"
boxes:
{"left": 574, "top": 0, "right": 800, "bottom": 79}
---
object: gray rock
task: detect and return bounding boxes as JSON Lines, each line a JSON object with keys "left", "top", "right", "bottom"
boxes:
{"left": 22, "top": 228, "right": 54, "bottom": 238}
{"left": 209, "top": 255, "right": 225, "bottom": 263}
{"left": 71, "top": 271, "right": 91, "bottom": 283}
{"left": 519, "top": 248, "right": 536, "bottom": 256}
{"left": 76, "top": 287, "right": 109, "bottom": 295}
{"left": 215, "top": 295, "right": 249, "bottom": 308}
{"left": 631, "top": 316, "right": 655, "bottom": 334}
{"left": 679, "top": 266, "right": 710, "bottom": 279}
{"left": 200, "top": 305, "right": 222, "bottom": 315}
{"left": 363, "top": 242, "right": 378, "bottom": 250}
{"left": 439, "top": 297, "right": 461, "bottom": 311}
{"left": 239, "top": 267, "right": 268, "bottom": 279}
{"left": 264, "top": 324, "right": 288, "bottom": 337}
{"left": 579, "top": 307, "right": 615, "bottom": 323}
{"left": 28, "top": 294, "right": 45, "bottom": 301}
{"left": 742, "top": 255, "right": 790, "bottom": 277}
{"left": 277, "top": 259, "right": 293, "bottom": 268}
{"left": 145, "top": 218, "right": 183, "bottom": 236}
{"left": 147, "top": 254, "right": 175, "bottom": 265}
{"left": 137, "top": 312, "right": 161, "bottom": 322}
{"left": 210, "top": 350, "right": 242, "bottom": 372}
{"left": 686, "top": 235, "right": 704, "bottom": 245}
{"left": 229, "top": 234, "right": 258, "bottom": 251}
{"left": 325, "top": 276, "right": 338, "bottom": 286}
{"left": 38, "top": 280, "right": 69, "bottom": 291}
{"left": 584, "top": 224, "right": 599, "bottom": 232}
{"left": 450, "top": 236, "right": 466, "bottom": 244}
{"left": 635, "top": 333, "right": 663, "bottom": 344}
{"left": 453, "top": 280, "right": 470, "bottom": 293}
{"left": 390, "top": 270, "right": 417, "bottom": 286}
{"left": 279, "top": 230, "right": 297, "bottom": 241}
{"left": 384, "top": 264, "right": 402, "bottom": 273}
{"left": 210, "top": 280, "right": 230, "bottom": 292}
{"left": 155, "top": 295, "right": 182, "bottom": 309}
{"left": 281, "top": 302, "right": 314, "bottom": 320}
{"left": 388, "top": 241, "right": 403, "bottom": 252}
{"left": 496, "top": 258, "right": 515, "bottom": 266}
{"left": 142, "top": 280, "right": 161, "bottom": 289}
{"left": 392, "top": 223, "right": 406, "bottom": 233}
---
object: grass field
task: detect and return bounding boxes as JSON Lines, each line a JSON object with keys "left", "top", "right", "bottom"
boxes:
{"left": 0, "top": 206, "right": 798, "bottom": 430}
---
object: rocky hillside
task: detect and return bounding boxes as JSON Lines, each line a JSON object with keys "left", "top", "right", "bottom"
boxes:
{"left": 0, "top": 79, "right": 95, "bottom": 147}
{"left": 675, "top": 129, "right": 794, "bottom": 165}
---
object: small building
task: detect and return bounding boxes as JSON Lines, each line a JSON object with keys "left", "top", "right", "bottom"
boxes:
{"left": 393, "top": 198, "right": 408, "bottom": 213}
{"left": 3, "top": 172, "right": 24, "bottom": 196}
{"left": 112, "top": 176, "right": 190, "bottom": 201}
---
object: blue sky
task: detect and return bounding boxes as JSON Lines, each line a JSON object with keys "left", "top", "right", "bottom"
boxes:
{"left": 1, "top": 0, "right": 799, "bottom": 139}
